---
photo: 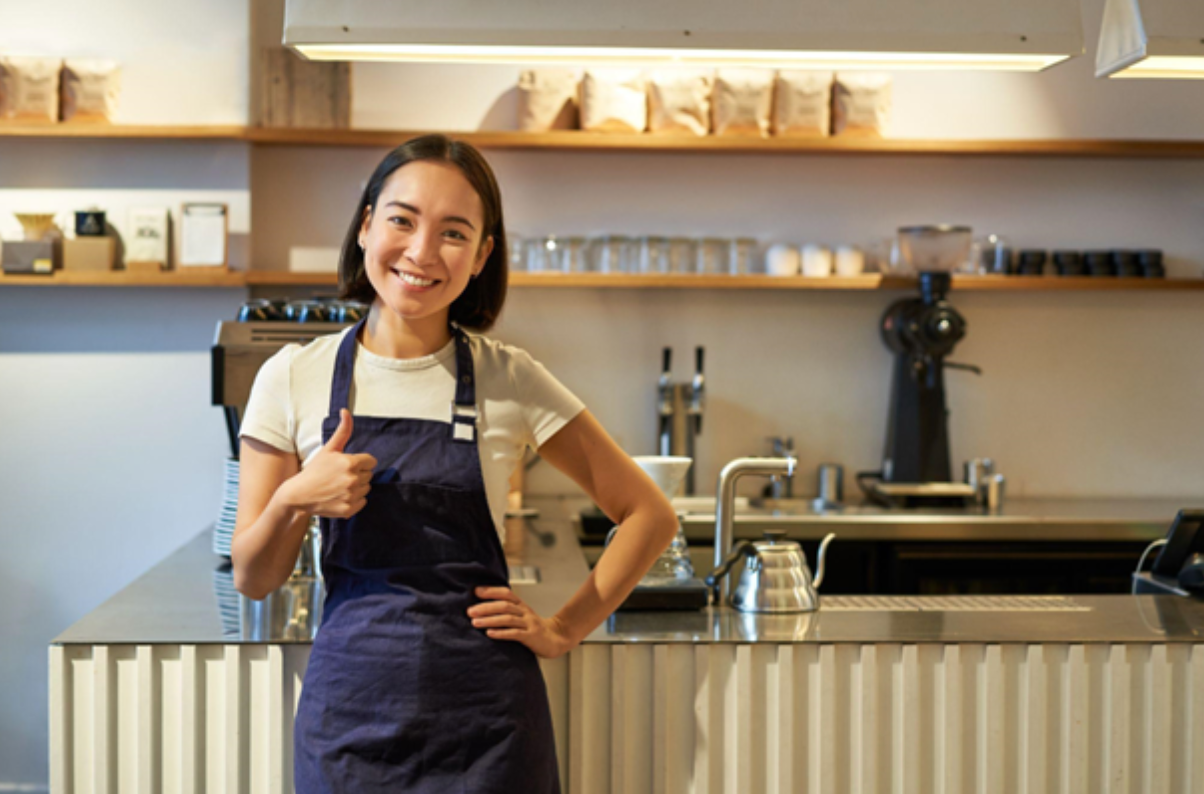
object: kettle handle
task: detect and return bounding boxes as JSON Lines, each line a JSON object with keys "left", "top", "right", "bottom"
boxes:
{"left": 704, "top": 540, "right": 753, "bottom": 601}
{"left": 812, "top": 533, "right": 837, "bottom": 590}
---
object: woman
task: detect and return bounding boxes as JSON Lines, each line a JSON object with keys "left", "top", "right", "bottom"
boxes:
{"left": 232, "top": 134, "right": 678, "bottom": 793}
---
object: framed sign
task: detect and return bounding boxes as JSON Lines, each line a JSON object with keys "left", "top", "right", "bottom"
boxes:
{"left": 179, "top": 203, "right": 228, "bottom": 269}
{"left": 126, "top": 207, "right": 170, "bottom": 271}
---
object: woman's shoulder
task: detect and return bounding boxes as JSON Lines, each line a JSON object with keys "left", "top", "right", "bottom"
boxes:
{"left": 467, "top": 333, "right": 544, "bottom": 376}
{"left": 288, "top": 326, "right": 353, "bottom": 369}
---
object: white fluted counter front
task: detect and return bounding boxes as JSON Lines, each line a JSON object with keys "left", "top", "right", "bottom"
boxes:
{"left": 51, "top": 523, "right": 1204, "bottom": 794}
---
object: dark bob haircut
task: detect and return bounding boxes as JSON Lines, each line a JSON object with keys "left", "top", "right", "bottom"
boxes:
{"left": 337, "top": 134, "right": 508, "bottom": 332}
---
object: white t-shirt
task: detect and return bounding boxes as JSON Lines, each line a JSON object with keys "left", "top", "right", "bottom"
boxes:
{"left": 239, "top": 327, "right": 586, "bottom": 539}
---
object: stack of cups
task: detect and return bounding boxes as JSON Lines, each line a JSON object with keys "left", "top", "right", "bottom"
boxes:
{"left": 766, "top": 244, "right": 865, "bottom": 277}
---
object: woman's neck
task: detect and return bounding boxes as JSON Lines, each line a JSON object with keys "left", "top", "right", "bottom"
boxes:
{"left": 361, "top": 303, "right": 453, "bottom": 359}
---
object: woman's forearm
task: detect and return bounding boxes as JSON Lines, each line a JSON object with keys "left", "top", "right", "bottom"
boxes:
{"left": 231, "top": 483, "right": 313, "bottom": 600}
{"left": 551, "top": 500, "right": 678, "bottom": 644}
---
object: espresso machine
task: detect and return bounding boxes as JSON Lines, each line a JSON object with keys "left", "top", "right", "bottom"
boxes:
{"left": 865, "top": 226, "right": 983, "bottom": 508}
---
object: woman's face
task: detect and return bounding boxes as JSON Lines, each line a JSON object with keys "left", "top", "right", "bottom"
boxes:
{"left": 360, "top": 160, "right": 493, "bottom": 327}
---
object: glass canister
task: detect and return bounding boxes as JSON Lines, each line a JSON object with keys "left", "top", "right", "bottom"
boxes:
{"left": 590, "top": 235, "right": 634, "bottom": 274}
{"left": 508, "top": 233, "right": 526, "bottom": 271}
{"left": 637, "top": 236, "right": 670, "bottom": 274}
{"left": 524, "top": 237, "right": 551, "bottom": 272}
{"left": 694, "top": 237, "right": 730, "bottom": 275}
{"left": 729, "top": 237, "right": 757, "bottom": 275}
{"left": 551, "top": 236, "right": 589, "bottom": 273}
{"left": 666, "top": 237, "right": 696, "bottom": 274}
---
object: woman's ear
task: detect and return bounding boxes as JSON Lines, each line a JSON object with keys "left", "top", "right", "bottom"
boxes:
{"left": 474, "top": 235, "right": 495, "bottom": 276}
{"left": 358, "top": 205, "right": 372, "bottom": 248}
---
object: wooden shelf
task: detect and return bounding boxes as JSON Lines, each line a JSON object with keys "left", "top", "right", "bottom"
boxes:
{"left": 246, "top": 128, "right": 1204, "bottom": 158}
{"left": 949, "top": 275, "right": 1204, "bottom": 291}
{"left": 3, "top": 124, "right": 1204, "bottom": 158}
{"left": 242, "top": 271, "right": 335, "bottom": 286}
{"left": 0, "top": 124, "right": 246, "bottom": 141}
{"left": 5, "top": 268, "right": 1201, "bottom": 290}
{"left": 0, "top": 269, "right": 247, "bottom": 287}
{"left": 243, "top": 271, "right": 1204, "bottom": 291}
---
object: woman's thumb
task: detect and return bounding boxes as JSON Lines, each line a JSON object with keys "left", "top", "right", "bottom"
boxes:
{"left": 324, "top": 409, "right": 353, "bottom": 452}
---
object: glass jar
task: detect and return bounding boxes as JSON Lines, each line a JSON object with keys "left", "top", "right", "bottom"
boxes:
{"left": 729, "top": 237, "right": 757, "bottom": 275}
{"left": 637, "top": 236, "right": 669, "bottom": 274}
{"left": 507, "top": 233, "right": 526, "bottom": 271}
{"left": 551, "top": 236, "right": 589, "bottom": 273}
{"left": 694, "top": 237, "right": 730, "bottom": 275}
{"left": 666, "top": 237, "right": 696, "bottom": 274}
{"left": 590, "top": 235, "right": 634, "bottom": 274}
{"left": 524, "top": 237, "right": 551, "bottom": 272}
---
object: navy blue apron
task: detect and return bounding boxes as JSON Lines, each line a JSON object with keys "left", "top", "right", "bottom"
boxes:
{"left": 294, "top": 318, "right": 560, "bottom": 793}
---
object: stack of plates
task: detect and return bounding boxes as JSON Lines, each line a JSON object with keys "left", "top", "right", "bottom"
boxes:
{"left": 212, "top": 565, "right": 242, "bottom": 638}
{"left": 213, "top": 457, "right": 239, "bottom": 558}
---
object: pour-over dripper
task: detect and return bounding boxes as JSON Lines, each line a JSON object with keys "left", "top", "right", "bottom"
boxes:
{"left": 15, "top": 213, "right": 59, "bottom": 242}
{"left": 625, "top": 455, "right": 696, "bottom": 583}
{"left": 632, "top": 455, "right": 692, "bottom": 498}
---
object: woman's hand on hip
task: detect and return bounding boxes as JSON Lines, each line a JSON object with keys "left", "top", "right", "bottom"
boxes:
{"left": 279, "top": 409, "right": 376, "bottom": 519}
{"left": 469, "top": 586, "right": 577, "bottom": 659}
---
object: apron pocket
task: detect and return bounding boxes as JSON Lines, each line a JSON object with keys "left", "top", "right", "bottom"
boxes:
{"left": 330, "top": 482, "right": 480, "bottom": 570}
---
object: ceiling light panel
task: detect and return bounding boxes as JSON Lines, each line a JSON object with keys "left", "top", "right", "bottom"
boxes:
{"left": 285, "top": 0, "right": 1083, "bottom": 72}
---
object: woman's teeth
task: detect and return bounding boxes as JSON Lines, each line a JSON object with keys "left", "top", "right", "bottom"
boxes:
{"left": 396, "top": 271, "right": 436, "bottom": 287}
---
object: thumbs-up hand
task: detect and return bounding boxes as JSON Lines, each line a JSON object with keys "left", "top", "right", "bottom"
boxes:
{"left": 324, "top": 407, "right": 355, "bottom": 453}
{"left": 281, "top": 409, "right": 377, "bottom": 519}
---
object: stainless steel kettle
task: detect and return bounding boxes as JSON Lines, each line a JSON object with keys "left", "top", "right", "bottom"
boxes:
{"left": 706, "top": 530, "right": 836, "bottom": 613}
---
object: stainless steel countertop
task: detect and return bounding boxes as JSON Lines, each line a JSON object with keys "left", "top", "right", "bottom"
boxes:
{"left": 664, "top": 496, "right": 1196, "bottom": 542}
{"left": 53, "top": 505, "right": 1204, "bottom": 646}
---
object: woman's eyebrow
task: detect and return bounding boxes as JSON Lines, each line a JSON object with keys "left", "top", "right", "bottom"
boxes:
{"left": 385, "top": 200, "right": 476, "bottom": 231}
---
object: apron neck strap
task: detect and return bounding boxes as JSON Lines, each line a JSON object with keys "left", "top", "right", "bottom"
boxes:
{"left": 327, "top": 318, "right": 478, "bottom": 426}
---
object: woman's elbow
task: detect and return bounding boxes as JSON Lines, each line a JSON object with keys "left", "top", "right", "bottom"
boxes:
{"left": 230, "top": 551, "right": 273, "bottom": 601}
{"left": 648, "top": 496, "right": 680, "bottom": 548}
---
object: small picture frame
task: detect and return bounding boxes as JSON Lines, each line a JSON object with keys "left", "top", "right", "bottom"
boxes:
{"left": 179, "top": 202, "right": 228, "bottom": 269}
{"left": 126, "top": 206, "right": 170, "bottom": 272}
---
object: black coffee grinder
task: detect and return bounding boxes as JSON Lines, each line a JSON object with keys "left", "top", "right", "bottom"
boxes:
{"left": 866, "top": 227, "right": 982, "bottom": 508}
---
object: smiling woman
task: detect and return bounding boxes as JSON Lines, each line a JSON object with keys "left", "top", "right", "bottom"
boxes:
{"left": 338, "top": 135, "right": 508, "bottom": 357}
{"left": 230, "top": 133, "right": 679, "bottom": 794}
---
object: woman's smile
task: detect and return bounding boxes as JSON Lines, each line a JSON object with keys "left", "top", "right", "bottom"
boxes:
{"left": 390, "top": 266, "right": 442, "bottom": 292}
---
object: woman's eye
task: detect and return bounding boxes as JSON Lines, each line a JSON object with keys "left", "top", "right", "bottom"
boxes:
{"left": 445, "top": 230, "right": 468, "bottom": 241}
{"left": 388, "top": 216, "right": 412, "bottom": 228}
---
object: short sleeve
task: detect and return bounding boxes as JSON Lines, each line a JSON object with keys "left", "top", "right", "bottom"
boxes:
{"left": 239, "top": 344, "right": 297, "bottom": 454}
{"left": 509, "top": 348, "right": 586, "bottom": 450}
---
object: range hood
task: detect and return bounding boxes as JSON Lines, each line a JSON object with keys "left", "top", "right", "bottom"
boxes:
{"left": 1096, "top": 0, "right": 1204, "bottom": 78}
{"left": 284, "top": 0, "right": 1082, "bottom": 72}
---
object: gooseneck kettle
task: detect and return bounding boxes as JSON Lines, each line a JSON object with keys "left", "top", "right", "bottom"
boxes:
{"left": 706, "top": 530, "right": 836, "bottom": 613}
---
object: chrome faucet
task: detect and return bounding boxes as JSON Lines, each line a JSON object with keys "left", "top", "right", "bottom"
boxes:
{"left": 765, "top": 436, "right": 795, "bottom": 499}
{"left": 657, "top": 346, "right": 705, "bottom": 495}
{"left": 714, "top": 456, "right": 797, "bottom": 602}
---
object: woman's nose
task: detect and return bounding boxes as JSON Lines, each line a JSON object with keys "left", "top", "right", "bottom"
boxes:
{"left": 404, "top": 228, "right": 440, "bottom": 267}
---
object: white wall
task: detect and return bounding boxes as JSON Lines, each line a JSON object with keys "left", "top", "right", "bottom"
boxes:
{"left": 0, "top": 0, "right": 249, "bottom": 124}
{"left": 0, "top": 1, "right": 250, "bottom": 789}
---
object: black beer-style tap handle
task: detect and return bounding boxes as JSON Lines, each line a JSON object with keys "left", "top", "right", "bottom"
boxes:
{"left": 662, "top": 347, "right": 672, "bottom": 376}
{"left": 690, "top": 346, "right": 706, "bottom": 434}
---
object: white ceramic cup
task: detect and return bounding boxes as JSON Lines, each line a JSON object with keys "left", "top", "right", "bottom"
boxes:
{"left": 834, "top": 245, "right": 865, "bottom": 276}
{"left": 801, "top": 244, "right": 833, "bottom": 277}
{"left": 765, "top": 244, "right": 801, "bottom": 276}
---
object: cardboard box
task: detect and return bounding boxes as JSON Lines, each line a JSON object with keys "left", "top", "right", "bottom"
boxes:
{"left": 1, "top": 239, "right": 59, "bottom": 274}
{"left": 63, "top": 236, "right": 115, "bottom": 272}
